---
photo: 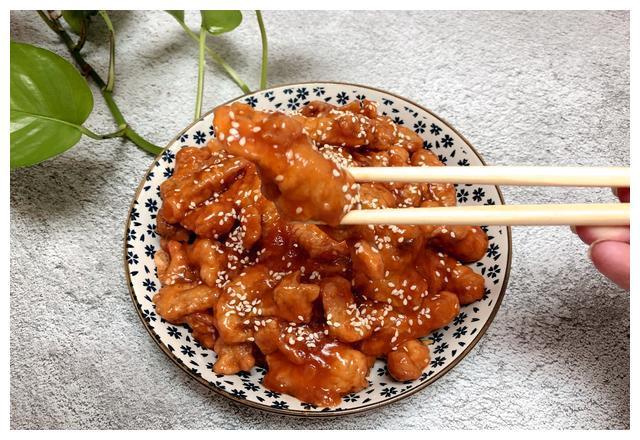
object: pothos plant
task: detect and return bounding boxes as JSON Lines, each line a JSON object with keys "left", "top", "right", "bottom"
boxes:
{"left": 10, "top": 10, "right": 268, "bottom": 169}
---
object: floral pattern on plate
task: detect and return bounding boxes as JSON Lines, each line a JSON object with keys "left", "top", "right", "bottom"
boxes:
{"left": 125, "top": 82, "right": 511, "bottom": 416}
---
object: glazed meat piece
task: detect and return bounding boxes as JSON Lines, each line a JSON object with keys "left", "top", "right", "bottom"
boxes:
{"left": 155, "top": 240, "right": 199, "bottom": 286}
{"left": 297, "top": 99, "right": 382, "bottom": 148}
{"left": 213, "top": 102, "right": 357, "bottom": 226}
{"left": 387, "top": 145, "right": 411, "bottom": 166}
{"left": 387, "top": 339, "right": 431, "bottom": 381}
{"left": 152, "top": 98, "right": 493, "bottom": 407}
{"left": 215, "top": 265, "right": 272, "bottom": 344}
{"left": 351, "top": 239, "right": 384, "bottom": 280}
{"left": 394, "top": 125, "right": 424, "bottom": 152}
{"left": 297, "top": 108, "right": 376, "bottom": 148}
{"left": 272, "top": 271, "right": 320, "bottom": 323}
{"left": 301, "top": 99, "right": 422, "bottom": 153}
{"left": 393, "top": 183, "right": 423, "bottom": 208}
{"left": 253, "top": 318, "right": 282, "bottom": 355}
{"left": 338, "top": 99, "right": 379, "bottom": 119}
{"left": 179, "top": 199, "right": 237, "bottom": 239}
{"left": 415, "top": 249, "right": 484, "bottom": 305}
{"left": 428, "top": 225, "right": 488, "bottom": 263}
{"left": 347, "top": 223, "right": 425, "bottom": 274}
{"left": 299, "top": 100, "right": 337, "bottom": 117}
{"left": 159, "top": 155, "right": 250, "bottom": 224}
{"left": 254, "top": 203, "right": 300, "bottom": 267}
{"left": 153, "top": 282, "right": 220, "bottom": 322}
{"left": 448, "top": 264, "right": 485, "bottom": 305}
{"left": 411, "top": 149, "right": 457, "bottom": 206}
{"left": 183, "top": 312, "right": 217, "bottom": 350}
{"left": 185, "top": 238, "right": 228, "bottom": 288}
{"left": 357, "top": 182, "right": 397, "bottom": 209}
{"left": 353, "top": 267, "right": 429, "bottom": 312}
{"left": 156, "top": 211, "right": 192, "bottom": 242}
{"left": 321, "top": 276, "right": 373, "bottom": 343}
{"left": 358, "top": 291, "right": 460, "bottom": 357}
{"left": 290, "top": 223, "right": 349, "bottom": 260}
{"left": 240, "top": 204, "right": 263, "bottom": 249}
{"left": 263, "top": 341, "right": 369, "bottom": 407}
{"left": 352, "top": 149, "right": 391, "bottom": 167}
{"left": 300, "top": 99, "right": 379, "bottom": 120}
{"left": 171, "top": 146, "right": 215, "bottom": 178}
{"left": 213, "top": 340, "right": 255, "bottom": 374}
{"left": 416, "top": 248, "right": 456, "bottom": 294}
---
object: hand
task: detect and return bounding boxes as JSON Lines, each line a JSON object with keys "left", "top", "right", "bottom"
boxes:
{"left": 572, "top": 187, "right": 630, "bottom": 290}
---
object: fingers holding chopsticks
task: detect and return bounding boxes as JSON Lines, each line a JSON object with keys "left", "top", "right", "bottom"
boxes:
{"left": 573, "top": 187, "right": 630, "bottom": 244}
{"left": 613, "top": 186, "right": 630, "bottom": 203}
{"left": 571, "top": 187, "right": 630, "bottom": 290}
{"left": 573, "top": 225, "right": 630, "bottom": 244}
{"left": 588, "top": 241, "right": 630, "bottom": 290}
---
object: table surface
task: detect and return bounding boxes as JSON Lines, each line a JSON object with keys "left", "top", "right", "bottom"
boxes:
{"left": 10, "top": 10, "right": 629, "bottom": 429}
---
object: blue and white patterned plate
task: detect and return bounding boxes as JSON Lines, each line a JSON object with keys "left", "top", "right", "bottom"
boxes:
{"left": 124, "top": 82, "right": 512, "bottom": 416}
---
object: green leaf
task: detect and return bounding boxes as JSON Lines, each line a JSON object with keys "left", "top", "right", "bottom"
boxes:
{"left": 10, "top": 42, "right": 94, "bottom": 169}
{"left": 61, "top": 10, "right": 95, "bottom": 35}
{"left": 166, "top": 10, "right": 185, "bottom": 23}
{"left": 200, "top": 10, "right": 242, "bottom": 35}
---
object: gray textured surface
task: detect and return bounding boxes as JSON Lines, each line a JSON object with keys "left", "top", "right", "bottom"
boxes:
{"left": 10, "top": 10, "right": 629, "bottom": 429}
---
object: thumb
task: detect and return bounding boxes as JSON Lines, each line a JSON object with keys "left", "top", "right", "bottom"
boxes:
{"left": 589, "top": 240, "right": 630, "bottom": 290}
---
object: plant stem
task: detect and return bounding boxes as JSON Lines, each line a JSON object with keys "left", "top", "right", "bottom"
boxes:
{"left": 80, "top": 125, "right": 126, "bottom": 140}
{"left": 195, "top": 26, "right": 206, "bottom": 121}
{"left": 74, "top": 18, "right": 88, "bottom": 52}
{"left": 98, "top": 10, "right": 116, "bottom": 93}
{"left": 256, "top": 10, "right": 268, "bottom": 89}
{"left": 122, "top": 127, "right": 163, "bottom": 155}
{"left": 38, "top": 11, "right": 162, "bottom": 155}
{"left": 173, "top": 17, "right": 251, "bottom": 94}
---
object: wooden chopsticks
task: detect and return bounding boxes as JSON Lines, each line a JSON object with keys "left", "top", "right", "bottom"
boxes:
{"left": 336, "top": 166, "right": 630, "bottom": 226}
{"left": 347, "top": 166, "right": 630, "bottom": 187}
{"left": 340, "top": 203, "right": 630, "bottom": 226}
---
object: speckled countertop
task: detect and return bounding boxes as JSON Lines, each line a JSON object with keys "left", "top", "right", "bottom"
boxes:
{"left": 10, "top": 10, "right": 629, "bottom": 429}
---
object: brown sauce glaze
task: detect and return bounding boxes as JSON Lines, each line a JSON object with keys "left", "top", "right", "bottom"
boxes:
{"left": 153, "top": 99, "right": 488, "bottom": 406}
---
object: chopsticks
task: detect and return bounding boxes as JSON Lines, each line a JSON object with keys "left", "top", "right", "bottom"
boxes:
{"left": 347, "top": 166, "right": 630, "bottom": 187}
{"left": 334, "top": 166, "right": 630, "bottom": 226}
{"left": 339, "top": 203, "right": 630, "bottom": 226}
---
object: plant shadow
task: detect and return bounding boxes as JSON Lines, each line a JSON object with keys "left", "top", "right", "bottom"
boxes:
{"left": 83, "top": 10, "right": 137, "bottom": 50}
{"left": 10, "top": 146, "right": 123, "bottom": 222}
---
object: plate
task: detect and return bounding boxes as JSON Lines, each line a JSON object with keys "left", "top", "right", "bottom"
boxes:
{"left": 124, "top": 82, "right": 512, "bottom": 416}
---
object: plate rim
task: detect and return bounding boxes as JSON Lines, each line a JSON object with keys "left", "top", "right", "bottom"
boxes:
{"left": 123, "top": 81, "right": 513, "bottom": 417}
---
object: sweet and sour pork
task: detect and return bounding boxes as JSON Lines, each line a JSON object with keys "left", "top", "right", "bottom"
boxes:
{"left": 152, "top": 99, "right": 488, "bottom": 406}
